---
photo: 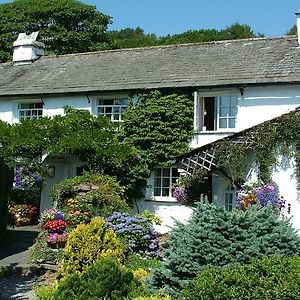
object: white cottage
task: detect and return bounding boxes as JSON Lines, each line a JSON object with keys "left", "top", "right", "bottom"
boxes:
{"left": 1, "top": 19, "right": 300, "bottom": 231}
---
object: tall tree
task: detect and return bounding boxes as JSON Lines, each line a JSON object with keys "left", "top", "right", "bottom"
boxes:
{"left": 0, "top": 0, "right": 112, "bottom": 62}
{"left": 108, "top": 27, "right": 158, "bottom": 48}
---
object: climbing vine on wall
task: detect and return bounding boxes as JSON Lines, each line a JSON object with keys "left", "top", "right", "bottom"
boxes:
{"left": 213, "top": 109, "right": 300, "bottom": 186}
{"left": 122, "top": 90, "right": 194, "bottom": 168}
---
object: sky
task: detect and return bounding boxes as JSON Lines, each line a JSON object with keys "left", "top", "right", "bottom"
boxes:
{"left": 0, "top": 0, "right": 298, "bottom": 37}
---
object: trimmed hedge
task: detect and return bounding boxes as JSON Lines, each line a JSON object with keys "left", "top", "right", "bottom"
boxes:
{"left": 183, "top": 255, "right": 300, "bottom": 300}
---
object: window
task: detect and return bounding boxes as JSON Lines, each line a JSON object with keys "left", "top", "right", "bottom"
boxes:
{"left": 97, "top": 98, "right": 128, "bottom": 122}
{"left": 154, "top": 167, "right": 179, "bottom": 197}
{"left": 224, "top": 185, "right": 236, "bottom": 211}
{"left": 198, "top": 95, "right": 237, "bottom": 131}
{"left": 18, "top": 102, "right": 43, "bottom": 120}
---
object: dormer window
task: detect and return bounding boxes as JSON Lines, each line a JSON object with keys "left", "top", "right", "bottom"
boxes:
{"left": 96, "top": 98, "right": 128, "bottom": 122}
{"left": 197, "top": 95, "right": 237, "bottom": 131}
{"left": 18, "top": 102, "right": 43, "bottom": 120}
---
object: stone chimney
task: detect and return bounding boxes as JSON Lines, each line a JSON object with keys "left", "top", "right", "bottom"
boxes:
{"left": 296, "top": 11, "right": 300, "bottom": 46}
{"left": 13, "top": 31, "right": 45, "bottom": 65}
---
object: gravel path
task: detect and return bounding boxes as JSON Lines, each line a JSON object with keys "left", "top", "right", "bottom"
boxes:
{"left": 0, "top": 276, "right": 37, "bottom": 300}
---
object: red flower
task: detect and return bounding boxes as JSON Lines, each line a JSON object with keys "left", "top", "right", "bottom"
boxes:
{"left": 43, "top": 219, "right": 68, "bottom": 233}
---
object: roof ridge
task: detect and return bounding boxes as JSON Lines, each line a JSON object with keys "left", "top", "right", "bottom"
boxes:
{"left": 39, "top": 35, "right": 297, "bottom": 60}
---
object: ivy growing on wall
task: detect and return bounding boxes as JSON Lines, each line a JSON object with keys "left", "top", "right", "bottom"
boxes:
{"left": 122, "top": 90, "right": 194, "bottom": 168}
{"left": 212, "top": 109, "right": 300, "bottom": 186}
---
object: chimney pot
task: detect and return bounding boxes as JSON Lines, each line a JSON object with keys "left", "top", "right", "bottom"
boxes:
{"left": 12, "top": 31, "right": 45, "bottom": 65}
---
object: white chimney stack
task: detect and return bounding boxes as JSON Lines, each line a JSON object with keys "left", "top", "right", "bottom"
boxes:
{"left": 13, "top": 31, "right": 45, "bottom": 65}
{"left": 296, "top": 11, "right": 300, "bottom": 46}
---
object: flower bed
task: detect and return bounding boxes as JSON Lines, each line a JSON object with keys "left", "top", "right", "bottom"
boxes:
{"left": 8, "top": 204, "right": 38, "bottom": 226}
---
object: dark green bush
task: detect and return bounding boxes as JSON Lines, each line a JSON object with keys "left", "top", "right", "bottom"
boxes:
{"left": 183, "top": 255, "right": 300, "bottom": 300}
{"left": 149, "top": 202, "right": 300, "bottom": 294}
{"left": 54, "top": 258, "right": 137, "bottom": 300}
{"left": 52, "top": 172, "right": 129, "bottom": 218}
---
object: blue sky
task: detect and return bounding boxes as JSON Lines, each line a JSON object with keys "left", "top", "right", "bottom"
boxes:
{"left": 0, "top": 0, "right": 298, "bottom": 37}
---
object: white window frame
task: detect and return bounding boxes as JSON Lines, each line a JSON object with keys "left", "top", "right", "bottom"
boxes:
{"left": 17, "top": 101, "right": 43, "bottom": 121}
{"left": 96, "top": 97, "right": 128, "bottom": 122}
{"left": 224, "top": 189, "right": 236, "bottom": 211}
{"left": 195, "top": 90, "right": 238, "bottom": 132}
{"left": 147, "top": 166, "right": 179, "bottom": 202}
{"left": 216, "top": 96, "right": 237, "bottom": 130}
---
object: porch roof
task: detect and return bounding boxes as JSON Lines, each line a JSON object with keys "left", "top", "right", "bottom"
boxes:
{"left": 0, "top": 36, "right": 300, "bottom": 97}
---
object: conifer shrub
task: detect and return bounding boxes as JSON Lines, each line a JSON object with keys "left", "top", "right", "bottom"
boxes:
{"left": 149, "top": 202, "right": 300, "bottom": 294}
{"left": 182, "top": 255, "right": 300, "bottom": 300}
{"left": 58, "top": 217, "right": 124, "bottom": 277}
{"left": 54, "top": 259, "right": 137, "bottom": 300}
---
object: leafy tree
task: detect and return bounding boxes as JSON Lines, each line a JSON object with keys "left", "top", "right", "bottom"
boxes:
{"left": 159, "top": 23, "right": 258, "bottom": 45}
{"left": 149, "top": 203, "right": 300, "bottom": 295}
{"left": 0, "top": 0, "right": 112, "bottom": 62}
{"left": 108, "top": 27, "right": 158, "bottom": 48}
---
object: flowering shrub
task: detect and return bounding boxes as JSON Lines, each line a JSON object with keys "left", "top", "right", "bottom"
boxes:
{"left": 237, "top": 182, "right": 290, "bottom": 214}
{"left": 40, "top": 208, "right": 64, "bottom": 226}
{"left": 43, "top": 219, "right": 68, "bottom": 233}
{"left": 8, "top": 204, "right": 37, "bottom": 225}
{"left": 47, "top": 232, "right": 68, "bottom": 246}
{"left": 14, "top": 164, "right": 43, "bottom": 190}
{"left": 106, "top": 212, "right": 160, "bottom": 257}
{"left": 171, "top": 185, "right": 188, "bottom": 205}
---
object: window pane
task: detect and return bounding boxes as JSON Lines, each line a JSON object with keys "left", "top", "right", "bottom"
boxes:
{"left": 219, "top": 118, "right": 227, "bottom": 128}
{"left": 229, "top": 107, "right": 237, "bottom": 117}
{"left": 230, "top": 96, "right": 237, "bottom": 106}
{"left": 154, "top": 168, "right": 161, "bottom": 177}
{"left": 99, "top": 99, "right": 114, "bottom": 105}
{"left": 105, "top": 107, "right": 112, "bottom": 114}
{"left": 115, "top": 99, "right": 128, "bottom": 105}
{"left": 154, "top": 178, "right": 161, "bottom": 188}
{"left": 162, "top": 168, "right": 170, "bottom": 177}
{"left": 154, "top": 188, "right": 161, "bottom": 196}
{"left": 98, "top": 107, "right": 105, "bottom": 115}
{"left": 162, "top": 178, "right": 170, "bottom": 188}
{"left": 228, "top": 118, "right": 236, "bottom": 128}
{"left": 162, "top": 188, "right": 169, "bottom": 197}
{"left": 219, "top": 96, "right": 230, "bottom": 107}
{"left": 219, "top": 107, "right": 228, "bottom": 117}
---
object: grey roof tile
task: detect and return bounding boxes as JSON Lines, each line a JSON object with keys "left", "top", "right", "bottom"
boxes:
{"left": 0, "top": 36, "right": 300, "bottom": 97}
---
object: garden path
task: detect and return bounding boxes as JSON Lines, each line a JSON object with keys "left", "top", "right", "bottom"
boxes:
{"left": 0, "top": 226, "right": 40, "bottom": 300}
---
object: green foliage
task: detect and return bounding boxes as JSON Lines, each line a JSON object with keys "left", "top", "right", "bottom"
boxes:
{"left": 0, "top": 0, "right": 112, "bottom": 62}
{"left": 130, "top": 296, "right": 172, "bottom": 300}
{"left": 54, "top": 258, "right": 137, "bottom": 300}
{"left": 123, "top": 91, "right": 194, "bottom": 167}
{"left": 149, "top": 202, "right": 300, "bottom": 295}
{"left": 30, "top": 231, "right": 64, "bottom": 265}
{"left": 108, "top": 27, "right": 158, "bottom": 48}
{"left": 183, "top": 255, "right": 300, "bottom": 300}
{"left": 52, "top": 172, "right": 129, "bottom": 218}
{"left": 159, "top": 23, "right": 257, "bottom": 45}
{"left": 59, "top": 217, "right": 124, "bottom": 277}
{"left": 140, "top": 210, "right": 162, "bottom": 225}
{"left": 125, "top": 254, "right": 162, "bottom": 273}
{"left": 35, "top": 283, "right": 56, "bottom": 300}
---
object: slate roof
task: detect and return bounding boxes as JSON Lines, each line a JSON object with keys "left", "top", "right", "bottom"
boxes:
{"left": 0, "top": 36, "right": 299, "bottom": 97}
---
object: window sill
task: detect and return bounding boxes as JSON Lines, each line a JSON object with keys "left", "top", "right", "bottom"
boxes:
{"left": 198, "top": 130, "right": 237, "bottom": 134}
{"left": 145, "top": 197, "right": 178, "bottom": 203}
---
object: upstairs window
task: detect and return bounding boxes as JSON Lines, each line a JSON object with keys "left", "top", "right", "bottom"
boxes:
{"left": 198, "top": 95, "right": 237, "bottom": 131}
{"left": 18, "top": 102, "right": 43, "bottom": 121}
{"left": 154, "top": 167, "right": 179, "bottom": 197}
{"left": 97, "top": 98, "right": 128, "bottom": 122}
